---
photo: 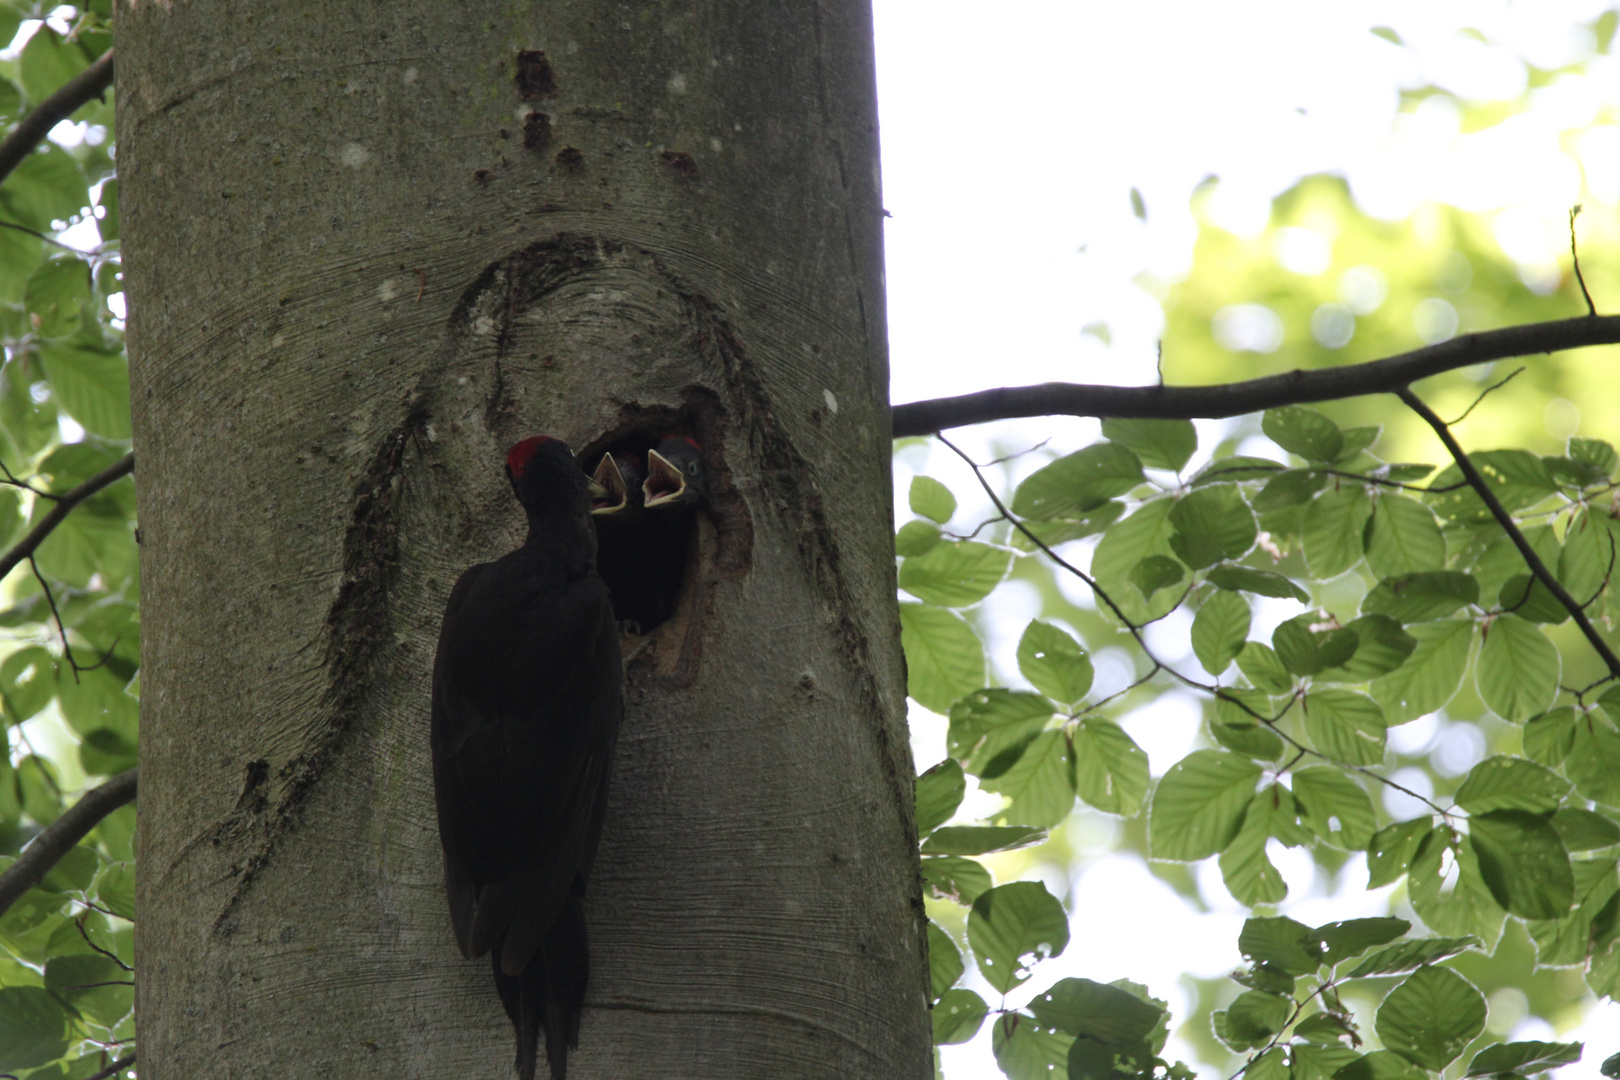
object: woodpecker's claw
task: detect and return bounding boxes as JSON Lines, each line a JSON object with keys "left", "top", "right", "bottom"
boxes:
{"left": 642, "top": 449, "right": 687, "bottom": 508}
{"left": 590, "top": 454, "right": 626, "bottom": 514}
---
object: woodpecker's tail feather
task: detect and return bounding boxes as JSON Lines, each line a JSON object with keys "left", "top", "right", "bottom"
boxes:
{"left": 492, "top": 889, "right": 590, "bottom": 1080}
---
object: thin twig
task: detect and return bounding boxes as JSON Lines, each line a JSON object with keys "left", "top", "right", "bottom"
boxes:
{"left": 0, "top": 48, "right": 115, "bottom": 186}
{"left": 1570, "top": 205, "right": 1596, "bottom": 318}
{"left": 0, "top": 453, "right": 133, "bottom": 583}
{"left": 1398, "top": 386, "right": 1620, "bottom": 679}
{"left": 892, "top": 312, "right": 1620, "bottom": 435}
{"left": 77, "top": 914, "right": 133, "bottom": 971}
{"left": 0, "top": 768, "right": 137, "bottom": 919}
{"left": 1445, "top": 366, "right": 1525, "bottom": 426}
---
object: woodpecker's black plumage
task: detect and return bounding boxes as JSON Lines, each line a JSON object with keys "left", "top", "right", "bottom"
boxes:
{"left": 432, "top": 435, "right": 623, "bottom": 1080}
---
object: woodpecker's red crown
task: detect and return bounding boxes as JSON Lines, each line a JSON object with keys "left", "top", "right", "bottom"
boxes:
{"left": 505, "top": 435, "right": 557, "bottom": 477}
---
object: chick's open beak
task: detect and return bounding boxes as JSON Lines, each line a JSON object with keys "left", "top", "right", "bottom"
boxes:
{"left": 590, "top": 453, "right": 626, "bottom": 514}
{"left": 642, "top": 449, "right": 687, "bottom": 508}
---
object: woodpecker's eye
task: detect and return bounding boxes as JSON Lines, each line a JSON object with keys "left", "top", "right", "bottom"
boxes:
{"left": 685, "top": 461, "right": 698, "bottom": 474}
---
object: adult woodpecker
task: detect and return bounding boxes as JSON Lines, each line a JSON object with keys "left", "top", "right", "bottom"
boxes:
{"left": 431, "top": 435, "right": 623, "bottom": 1080}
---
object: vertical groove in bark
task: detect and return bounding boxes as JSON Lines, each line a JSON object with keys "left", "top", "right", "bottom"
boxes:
{"left": 121, "top": 1, "right": 926, "bottom": 1076}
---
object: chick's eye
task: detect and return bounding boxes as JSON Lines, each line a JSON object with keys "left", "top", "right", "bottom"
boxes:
{"left": 686, "top": 462, "right": 698, "bottom": 474}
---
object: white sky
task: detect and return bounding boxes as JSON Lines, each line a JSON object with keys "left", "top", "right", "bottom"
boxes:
{"left": 873, "top": 1, "right": 1620, "bottom": 1076}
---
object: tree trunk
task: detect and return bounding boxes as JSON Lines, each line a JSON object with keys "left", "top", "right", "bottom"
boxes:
{"left": 117, "top": 2, "right": 927, "bottom": 1076}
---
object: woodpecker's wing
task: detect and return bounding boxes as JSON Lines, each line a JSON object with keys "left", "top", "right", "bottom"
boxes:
{"left": 431, "top": 555, "right": 622, "bottom": 970}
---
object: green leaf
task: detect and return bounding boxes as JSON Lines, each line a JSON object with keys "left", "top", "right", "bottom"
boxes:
{"left": 1570, "top": 437, "right": 1618, "bottom": 475}
{"left": 1016, "top": 621, "right": 1092, "bottom": 707}
{"left": 1304, "top": 484, "right": 1373, "bottom": 578}
{"left": 1364, "top": 495, "right": 1446, "bottom": 578}
{"left": 1333, "top": 1050, "right": 1430, "bottom": 1080}
{"left": 1008, "top": 502, "right": 1124, "bottom": 551}
{"left": 898, "top": 540, "right": 1012, "bottom": 607}
{"left": 1453, "top": 756, "right": 1569, "bottom": 814}
{"left": 0, "top": 224, "right": 42, "bottom": 303}
{"left": 1253, "top": 468, "right": 1327, "bottom": 512}
{"left": 1192, "top": 590, "right": 1250, "bottom": 675}
{"left": 1567, "top": 712, "right": 1620, "bottom": 807}
{"left": 45, "top": 952, "right": 132, "bottom": 1028}
{"left": 1293, "top": 1042, "right": 1363, "bottom": 1080}
{"left": 1497, "top": 573, "right": 1570, "bottom": 624}
{"left": 1523, "top": 706, "right": 1577, "bottom": 767}
{"left": 1, "top": 646, "right": 56, "bottom": 725}
{"left": 0, "top": 986, "right": 70, "bottom": 1071}
{"left": 1551, "top": 807, "right": 1620, "bottom": 851}
{"left": 1212, "top": 690, "right": 1285, "bottom": 761}
{"left": 1468, "top": 809, "right": 1573, "bottom": 919}
{"left": 968, "top": 881, "right": 1070, "bottom": 993}
{"left": 1264, "top": 406, "right": 1344, "bottom": 462}
{"left": 1316, "top": 615, "right": 1417, "bottom": 682}
{"left": 948, "top": 689, "right": 1053, "bottom": 774}
{"left": 1169, "top": 485, "right": 1257, "bottom": 569}
{"left": 927, "top": 921, "right": 963, "bottom": 1000}
{"left": 1476, "top": 615, "right": 1559, "bottom": 722}
{"left": 1429, "top": 451, "right": 1558, "bottom": 521}
{"left": 1339, "top": 425, "right": 1383, "bottom": 459}
{"left": 19, "top": 27, "right": 90, "bottom": 111}
{"left": 38, "top": 340, "right": 133, "bottom": 439}
{"left": 1375, "top": 965, "right": 1486, "bottom": 1071}
{"left": 1205, "top": 562, "right": 1310, "bottom": 602}
{"left": 1558, "top": 508, "right": 1614, "bottom": 605}
{"left": 979, "top": 730, "right": 1075, "bottom": 827}
{"left": 1238, "top": 915, "right": 1319, "bottom": 973}
{"left": 1303, "top": 689, "right": 1386, "bottom": 766}
{"left": 1236, "top": 641, "right": 1293, "bottom": 694}
{"left": 1465, "top": 1041, "right": 1583, "bottom": 1078}
{"left": 1129, "top": 554, "right": 1185, "bottom": 600}
{"left": 1291, "top": 767, "right": 1376, "bottom": 849}
{"left": 1362, "top": 570, "right": 1480, "bottom": 622}
{"left": 1101, "top": 417, "right": 1196, "bottom": 471}
{"left": 40, "top": 845, "right": 98, "bottom": 893}
{"left": 0, "top": 144, "right": 89, "bottom": 232}
{"left": 920, "top": 855, "right": 993, "bottom": 905}
{"left": 895, "top": 519, "right": 942, "bottom": 557}
{"left": 909, "top": 475, "right": 956, "bottom": 524}
{"left": 993, "top": 1013, "right": 1073, "bottom": 1079}
{"left": 1091, "top": 499, "right": 1180, "bottom": 624}
{"left": 915, "top": 758, "right": 965, "bottom": 835}
{"left": 932, "top": 988, "right": 988, "bottom": 1044}
{"left": 1070, "top": 717, "right": 1149, "bottom": 817}
{"left": 899, "top": 603, "right": 984, "bottom": 714}
{"left": 1029, "top": 977, "right": 1164, "bottom": 1043}
{"left": 1308, "top": 917, "right": 1410, "bottom": 966}
{"left": 1367, "top": 819, "right": 1434, "bottom": 888}
{"left": 921, "top": 825, "right": 1047, "bottom": 856}
{"left": 1149, "top": 750, "right": 1262, "bottom": 861}
{"left": 1013, "top": 443, "right": 1144, "bottom": 520}
{"left": 23, "top": 256, "right": 90, "bottom": 339}
{"left": 93, "top": 862, "right": 136, "bottom": 921}
{"left": 1273, "top": 615, "right": 1358, "bottom": 677}
{"left": 1221, "top": 989, "right": 1292, "bottom": 1046}
{"left": 1409, "top": 827, "right": 1506, "bottom": 947}
{"left": 1345, "top": 935, "right": 1480, "bottom": 978}
{"left": 1219, "top": 795, "right": 1289, "bottom": 905}
{"left": 1293, "top": 1011, "right": 1359, "bottom": 1046}
{"left": 1369, "top": 618, "right": 1473, "bottom": 723}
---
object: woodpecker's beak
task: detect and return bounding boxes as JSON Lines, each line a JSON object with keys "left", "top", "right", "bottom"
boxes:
{"left": 642, "top": 449, "right": 687, "bottom": 508}
{"left": 590, "top": 455, "right": 625, "bottom": 515}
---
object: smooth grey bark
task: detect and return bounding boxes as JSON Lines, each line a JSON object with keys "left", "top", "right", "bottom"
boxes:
{"left": 118, "top": 3, "right": 927, "bottom": 1077}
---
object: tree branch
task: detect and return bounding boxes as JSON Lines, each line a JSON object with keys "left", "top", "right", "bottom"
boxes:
{"left": 0, "top": 453, "right": 134, "bottom": 584}
{"left": 0, "top": 47, "right": 114, "bottom": 186}
{"left": 1397, "top": 387, "right": 1620, "bottom": 680}
{"left": 82, "top": 1054, "right": 136, "bottom": 1080}
{"left": 0, "top": 768, "right": 136, "bottom": 919}
{"left": 891, "top": 314, "right": 1620, "bottom": 436}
